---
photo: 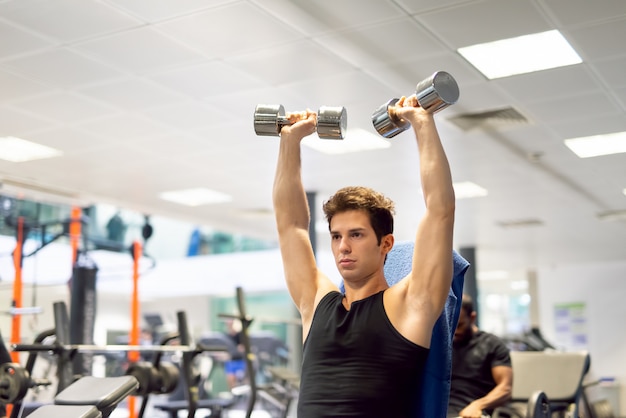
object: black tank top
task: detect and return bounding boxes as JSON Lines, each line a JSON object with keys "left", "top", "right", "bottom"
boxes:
{"left": 297, "top": 290, "right": 429, "bottom": 418}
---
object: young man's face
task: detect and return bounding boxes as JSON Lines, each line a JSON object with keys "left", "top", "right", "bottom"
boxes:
{"left": 329, "top": 209, "right": 389, "bottom": 282}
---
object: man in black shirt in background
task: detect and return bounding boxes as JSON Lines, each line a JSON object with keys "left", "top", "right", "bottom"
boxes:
{"left": 448, "top": 295, "right": 513, "bottom": 418}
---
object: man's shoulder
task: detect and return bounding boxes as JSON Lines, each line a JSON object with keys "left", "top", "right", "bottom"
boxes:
{"left": 474, "top": 330, "right": 508, "bottom": 348}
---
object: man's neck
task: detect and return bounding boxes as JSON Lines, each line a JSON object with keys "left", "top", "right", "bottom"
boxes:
{"left": 342, "top": 276, "right": 389, "bottom": 306}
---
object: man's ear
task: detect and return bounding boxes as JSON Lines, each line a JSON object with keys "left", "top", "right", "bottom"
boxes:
{"left": 470, "top": 311, "right": 478, "bottom": 323}
{"left": 381, "top": 234, "right": 394, "bottom": 254}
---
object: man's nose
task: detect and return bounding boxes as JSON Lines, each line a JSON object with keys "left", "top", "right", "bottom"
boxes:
{"left": 338, "top": 237, "right": 350, "bottom": 253}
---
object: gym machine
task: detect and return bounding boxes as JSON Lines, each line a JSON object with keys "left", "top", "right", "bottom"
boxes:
{"left": 9, "top": 301, "right": 232, "bottom": 418}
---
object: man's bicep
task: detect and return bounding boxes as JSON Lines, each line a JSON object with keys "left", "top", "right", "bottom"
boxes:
{"left": 492, "top": 365, "right": 513, "bottom": 386}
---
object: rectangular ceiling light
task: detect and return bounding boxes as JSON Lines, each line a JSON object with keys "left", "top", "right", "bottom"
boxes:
{"left": 453, "top": 181, "right": 488, "bottom": 199}
{"left": 0, "top": 136, "right": 63, "bottom": 162}
{"left": 458, "top": 30, "right": 582, "bottom": 79}
{"left": 302, "top": 129, "right": 391, "bottom": 155}
{"left": 564, "top": 131, "right": 626, "bottom": 158}
{"left": 159, "top": 187, "right": 232, "bottom": 207}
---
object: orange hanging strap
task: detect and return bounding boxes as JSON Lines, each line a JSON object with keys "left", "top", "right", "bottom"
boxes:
{"left": 128, "top": 240, "right": 142, "bottom": 418}
{"left": 69, "top": 206, "right": 82, "bottom": 265}
{"left": 10, "top": 216, "right": 24, "bottom": 364}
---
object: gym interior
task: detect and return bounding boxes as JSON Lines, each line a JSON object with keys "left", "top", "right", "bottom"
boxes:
{"left": 0, "top": 1, "right": 625, "bottom": 417}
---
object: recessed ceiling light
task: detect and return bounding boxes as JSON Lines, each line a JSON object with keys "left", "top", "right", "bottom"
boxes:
{"left": 302, "top": 129, "right": 391, "bottom": 155}
{"left": 597, "top": 210, "right": 626, "bottom": 222}
{"left": 497, "top": 218, "right": 544, "bottom": 228}
{"left": 453, "top": 181, "right": 488, "bottom": 199}
{"left": 0, "top": 136, "right": 63, "bottom": 162}
{"left": 478, "top": 270, "right": 510, "bottom": 281}
{"left": 159, "top": 188, "right": 232, "bottom": 207}
{"left": 564, "top": 131, "right": 626, "bottom": 158}
{"left": 458, "top": 30, "right": 582, "bottom": 79}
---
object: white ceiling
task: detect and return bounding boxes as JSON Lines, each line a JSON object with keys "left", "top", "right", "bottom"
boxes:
{"left": 0, "top": 0, "right": 625, "bottom": 275}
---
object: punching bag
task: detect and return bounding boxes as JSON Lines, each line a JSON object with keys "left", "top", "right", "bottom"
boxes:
{"left": 69, "top": 254, "right": 99, "bottom": 376}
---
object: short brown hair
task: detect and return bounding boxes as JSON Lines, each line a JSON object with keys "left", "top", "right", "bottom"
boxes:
{"left": 322, "top": 186, "right": 395, "bottom": 244}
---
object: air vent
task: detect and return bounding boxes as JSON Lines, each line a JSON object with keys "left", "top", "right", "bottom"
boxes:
{"left": 448, "top": 106, "right": 529, "bottom": 131}
{"left": 497, "top": 218, "right": 544, "bottom": 228}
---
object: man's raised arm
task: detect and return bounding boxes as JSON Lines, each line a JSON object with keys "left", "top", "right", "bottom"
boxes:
{"left": 394, "top": 95, "right": 456, "bottom": 342}
{"left": 272, "top": 111, "right": 325, "bottom": 324}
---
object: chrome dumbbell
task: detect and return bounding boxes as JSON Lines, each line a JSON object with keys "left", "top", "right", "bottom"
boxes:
{"left": 254, "top": 104, "right": 347, "bottom": 140}
{"left": 372, "top": 71, "right": 459, "bottom": 139}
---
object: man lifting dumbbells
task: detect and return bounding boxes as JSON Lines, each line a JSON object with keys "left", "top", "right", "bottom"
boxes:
{"left": 269, "top": 73, "right": 458, "bottom": 417}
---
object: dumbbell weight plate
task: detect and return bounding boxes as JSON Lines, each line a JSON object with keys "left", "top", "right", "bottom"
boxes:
{"left": 254, "top": 104, "right": 286, "bottom": 136}
{"left": 0, "top": 363, "right": 31, "bottom": 404}
{"left": 157, "top": 362, "right": 180, "bottom": 394}
{"left": 371, "top": 98, "right": 411, "bottom": 139}
{"left": 317, "top": 106, "right": 347, "bottom": 140}
{"left": 415, "top": 71, "right": 459, "bottom": 114}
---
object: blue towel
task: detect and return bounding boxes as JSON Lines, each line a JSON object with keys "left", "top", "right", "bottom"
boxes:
{"left": 339, "top": 241, "right": 469, "bottom": 418}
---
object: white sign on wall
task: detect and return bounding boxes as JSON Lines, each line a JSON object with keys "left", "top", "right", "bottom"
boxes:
{"left": 554, "top": 301, "right": 588, "bottom": 350}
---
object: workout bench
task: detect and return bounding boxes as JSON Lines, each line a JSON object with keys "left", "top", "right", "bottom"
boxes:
{"left": 492, "top": 350, "right": 591, "bottom": 418}
{"left": 24, "top": 375, "right": 138, "bottom": 418}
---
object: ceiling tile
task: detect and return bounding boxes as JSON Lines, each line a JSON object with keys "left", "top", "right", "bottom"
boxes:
{"left": 0, "top": 0, "right": 141, "bottom": 43}
{"left": 615, "top": 86, "right": 626, "bottom": 107}
{"left": 0, "top": 105, "right": 57, "bottom": 135}
{"left": 227, "top": 40, "right": 354, "bottom": 86}
{"left": 251, "top": 0, "right": 406, "bottom": 36}
{"left": 416, "top": 0, "right": 551, "bottom": 48}
{"left": 493, "top": 65, "right": 602, "bottom": 103}
{"left": 524, "top": 91, "right": 621, "bottom": 125}
{"left": 543, "top": 0, "right": 626, "bottom": 26}
{"left": 202, "top": 85, "right": 308, "bottom": 120}
{"left": 105, "top": 0, "right": 236, "bottom": 23}
{"left": 156, "top": 2, "right": 302, "bottom": 59}
{"left": 74, "top": 27, "right": 207, "bottom": 74}
{"left": 379, "top": 52, "right": 486, "bottom": 97}
{"left": 74, "top": 113, "right": 177, "bottom": 142}
{"left": 277, "top": 70, "right": 392, "bottom": 115}
{"left": 12, "top": 92, "right": 117, "bottom": 124}
{"left": 129, "top": 133, "right": 218, "bottom": 161}
{"left": 1, "top": 48, "right": 124, "bottom": 88}
{"left": 78, "top": 77, "right": 187, "bottom": 110}
{"left": 441, "top": 81, "right": 513, "bottom": 115}
{"left": 552, "top": 112, "right": 626, "bottom": 142}
{"left": 0, "top": 20, "right": 53, "bottom": 58}
{"left": 141, "top": 101, "right": 237, "bottom": 131}
{"left": 592, "top": 55, "right": 626, "bottom": 88}
{"left": 393, "top": 0, "right": 470, "bottom": 15}
{"left": 315, "top": 17, "right": 446, "bottom": 69}
{"left": 0, "top": 70, "right": 54, "bottom": 102}
{"left": 21, "top": 126, "right": 110, "bottom": 154}
{"left": 568, "top": 17, "right": 626, "bottom": 61}
{"left": 148, "top": 61, "right": 265, "bottom": 99}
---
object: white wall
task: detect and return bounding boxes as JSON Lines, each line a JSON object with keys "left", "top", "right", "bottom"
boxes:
{"left": 537, "top": 260, "right": 626, "bottom": 416}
